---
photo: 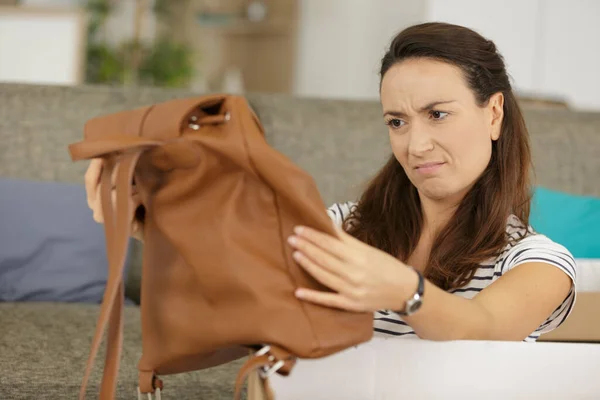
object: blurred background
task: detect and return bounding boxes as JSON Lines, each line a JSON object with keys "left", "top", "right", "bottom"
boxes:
{"left": 0, "top": 0, "right": 599, "bottom": 110}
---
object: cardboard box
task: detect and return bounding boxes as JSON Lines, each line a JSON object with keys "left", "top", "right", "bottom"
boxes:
{"left": 269, "top": 337, "right": 600, "bottom": 399}
{"left": 538, "top": 292, "right": 600, "bottom": 343}
{"left": 539, "top": 260, "right": 600, "bottom": 343}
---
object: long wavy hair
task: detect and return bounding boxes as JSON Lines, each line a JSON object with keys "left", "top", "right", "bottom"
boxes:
{"left": 343, "top": 22, "right": 533, "bottom": 290}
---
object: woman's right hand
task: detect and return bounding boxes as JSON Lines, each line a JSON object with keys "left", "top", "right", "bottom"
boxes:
{"left": 85, "top": 158, "right": 144, "bottom": 242}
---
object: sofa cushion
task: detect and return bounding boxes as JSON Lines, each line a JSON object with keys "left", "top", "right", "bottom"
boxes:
{"left": 0, "top": 178, "right": 132, "bottom": 303}
{"left": 0, "top": 302, "right": 246, "bottom": 399}
{"left": 530, "top": 186, "right": 600, "bottom": 258}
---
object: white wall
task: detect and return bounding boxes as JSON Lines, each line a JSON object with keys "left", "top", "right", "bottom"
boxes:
{"left": 8, "top": 1, "right": 600, "bottom": 110}
{"left": 425, "top": 0, "right": 542, "bottom": 94}
{"left": 21, "top": 0, "right": 156, "bottom": 46}
{"left": 2, "top": 0, "right": 156, "bottom": 85}
{"left": 425, "top": 0, "right": 600, "bottom": 110}
{"left": 0, "top": 8, "right": 84, "bottom": 85}
{"left": 538, "top": 0, "right": 600, "bottom": 110}
{"left": 293, "top": 0, "right": 425, "bottom": 100}
{"left": 295, "top": 0, "right": 600, "bottom": 110}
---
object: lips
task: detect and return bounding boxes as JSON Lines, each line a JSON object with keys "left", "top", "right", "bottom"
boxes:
{"left": 414, "top": 162, "right": 445, "bottom": 170}
{"left": 413, "top": 162, "right": 446, "bottom": 175}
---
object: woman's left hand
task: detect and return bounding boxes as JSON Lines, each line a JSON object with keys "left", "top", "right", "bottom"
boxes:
{"left": 287, "top": 223, "right": 418, "bottom": 313}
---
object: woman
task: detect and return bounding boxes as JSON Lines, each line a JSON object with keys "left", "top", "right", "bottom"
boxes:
{"left": 85, "top": 22, "right": 576, "bottom": 342}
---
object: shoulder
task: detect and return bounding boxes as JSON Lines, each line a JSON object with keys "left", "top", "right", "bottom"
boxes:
{"left": 498, "top": 215, "right": 577, "bottom": 338}
{"left": 326, "top": 201, "right": 358, "bottom": 227}
{"left": 501, "top": 215, "right": 576, "bottom": 282}
{"left": 505, "top": 214, "right": 534, "bottom": 242}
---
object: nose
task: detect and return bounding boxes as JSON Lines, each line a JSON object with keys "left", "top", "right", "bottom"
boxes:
{"left": 407, "top": 124, "right": 434, "bottom": 156}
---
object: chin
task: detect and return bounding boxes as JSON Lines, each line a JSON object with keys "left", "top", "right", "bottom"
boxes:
{"left": 416, "top": 183, "right": 461, "bottom": 202}
{"left": 420, "top": 190, "right": 454, "bottom": 202}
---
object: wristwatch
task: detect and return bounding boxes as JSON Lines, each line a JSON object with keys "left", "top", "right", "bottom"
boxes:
{"left": 394, "top": 267, "right": 424, "bottom": 316}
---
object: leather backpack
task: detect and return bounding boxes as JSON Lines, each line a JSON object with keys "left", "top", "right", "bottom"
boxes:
{"left": 68, "top": 94, "right": 373, "bottom": 399}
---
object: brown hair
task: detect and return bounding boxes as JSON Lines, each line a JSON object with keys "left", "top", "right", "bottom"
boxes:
{"left": 343, "top": 22, "right": 533, "bottom": 290}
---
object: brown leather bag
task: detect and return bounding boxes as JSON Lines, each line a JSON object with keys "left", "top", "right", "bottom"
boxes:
{"left": 68, "top": 94, "right": 373, "bottom": 399}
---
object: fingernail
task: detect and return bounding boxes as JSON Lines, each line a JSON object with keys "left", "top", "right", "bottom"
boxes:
{"left": 292, "top": 251, "right": 302, "bottom": 260}
{"left": 295, "top": 289, "right": 305, "bottom": 298}
{"left": 287, "top": 235, "right": 297, "bottom": 245}
{"left": 294, "top": 226, "right": 304, "bottom": 235}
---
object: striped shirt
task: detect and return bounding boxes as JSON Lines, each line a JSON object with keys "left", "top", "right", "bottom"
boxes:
{"left": 326, "top": 201, "right": 577, "bottom": 342}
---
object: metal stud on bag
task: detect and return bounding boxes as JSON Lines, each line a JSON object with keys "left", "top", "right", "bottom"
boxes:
{"left": 137, "top": 386, "right": 161, "bottom": 400}
{"left": 188, "top": 115, "right": 200, "bottom": 131}
{"left": 188, "top": 112, "right": 231, "bottom": 130}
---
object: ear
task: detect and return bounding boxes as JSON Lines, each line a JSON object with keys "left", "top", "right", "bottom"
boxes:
{"left": 488, "top": 92, "right": 504, "bottom": 141}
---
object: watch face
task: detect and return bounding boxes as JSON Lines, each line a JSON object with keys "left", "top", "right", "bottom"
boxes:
{"left": 407, "top": 298, "right": 423, "bottom": 315}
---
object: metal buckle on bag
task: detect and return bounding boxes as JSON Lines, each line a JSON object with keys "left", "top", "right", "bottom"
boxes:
{"left": 188, "top": 112, "right": 231, "bottom": 131}
{"left": 137, "top": 386, "right": 161, "bottom": 400}
{"left": 188, "top": 115, "right": 201, "bottom": 130}
{"left": 255, "top": 345, "right": 285, "bottom": 379}
{"left": 260, "top": 359, "right": 285, "bottom": 379}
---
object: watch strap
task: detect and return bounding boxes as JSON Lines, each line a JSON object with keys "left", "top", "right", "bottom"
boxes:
{"left": 395, "top": 266, "right": 424, "bottom": 316}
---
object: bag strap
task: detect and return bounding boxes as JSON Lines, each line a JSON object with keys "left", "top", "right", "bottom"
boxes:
{"left": 69, "top": 136, "right": 161, "bottom": 161}
{"left": 79, "top": 151, "right": 143, "bottom": 399}
{"left": 235, "top": 355, "right": 275, "bottom": 400}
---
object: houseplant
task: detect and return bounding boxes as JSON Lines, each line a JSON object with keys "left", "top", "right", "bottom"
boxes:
{"left": 84, "top": 0, "right": 196, "bottom": 88}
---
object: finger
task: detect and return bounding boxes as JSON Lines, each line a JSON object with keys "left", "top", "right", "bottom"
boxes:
{"left": 331, "top": 222, "right": 365, "bottom": 247}
{"left": 132, "top": 219, "right": 141, "bottom": 234}
{"left": 295, "top": 288, "right": 363, "bottom": 312}
{"left": 292, "top": 250, "right": 348, "bottom": 293}
{"left": 289, "top": 235, "right": 352, "bottom": 280}
{"left": 292, "top": 225, "right": 355, "bottom": 261}
{"left": 131, "top": 191, "right": 141, "bottom": 206}
{"left": 92, "top": 184, "right": 104, "bottom": 223}
{"left": 131, "top": 220, "right": 145, "bottom": 242}
{"left": 85, "top": 159, "right": 103, "bottom": 208}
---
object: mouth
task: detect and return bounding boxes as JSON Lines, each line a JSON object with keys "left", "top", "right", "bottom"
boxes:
{"left": 414, "top": 162, "right": 446, "bottom": 173}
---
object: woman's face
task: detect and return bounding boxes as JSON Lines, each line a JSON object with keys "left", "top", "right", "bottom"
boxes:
{"left": 380, "top": 58, "right": 504, "bottom": 205}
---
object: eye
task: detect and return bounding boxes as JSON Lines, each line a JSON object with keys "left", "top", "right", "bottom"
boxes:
{"left": 385, "top": 118, "right": 405, "bottom": 129}
{"left": 430, "top": 110, "right": 449, "bottom": 120}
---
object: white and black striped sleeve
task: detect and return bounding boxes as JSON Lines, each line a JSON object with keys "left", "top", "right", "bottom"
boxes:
{"left": 326, "top": 201, "right": 357, "bottom": 227}
{"left": 501, "top": 234, "right": 577, "bottom": 335}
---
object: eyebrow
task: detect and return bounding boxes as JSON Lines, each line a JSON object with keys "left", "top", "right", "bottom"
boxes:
{"left": 383, "top": 100, "right": 457, "bottom": 118}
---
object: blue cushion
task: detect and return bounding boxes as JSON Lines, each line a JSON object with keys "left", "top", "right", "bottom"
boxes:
{"left": 0, "top": 178, "right": 131, "bottom": 303}
{"left": 530, "top": 186, "right": 600, "bottom": 258}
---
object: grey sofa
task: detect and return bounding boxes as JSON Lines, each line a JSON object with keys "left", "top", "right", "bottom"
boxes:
{"left": 1, "top": 83, "right": 599, "bottom": 400}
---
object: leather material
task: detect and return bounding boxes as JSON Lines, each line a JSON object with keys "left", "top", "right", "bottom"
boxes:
{"left": 69, "top": 94, "right": 373, "bottom": 399}
{"left": 75, "top": 153, "right": 141, "bottom": 400}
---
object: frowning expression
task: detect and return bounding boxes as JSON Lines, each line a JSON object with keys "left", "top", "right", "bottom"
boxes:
{"left": 380, "top": 58, "right": 503, "bottom": 204}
